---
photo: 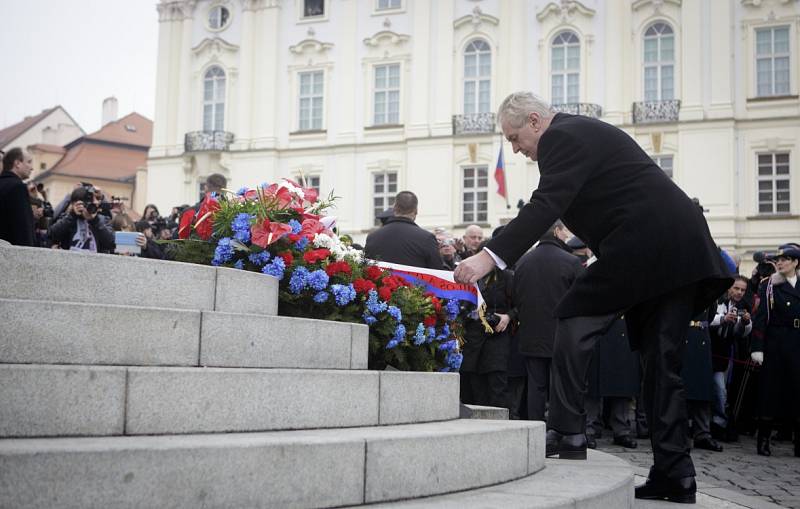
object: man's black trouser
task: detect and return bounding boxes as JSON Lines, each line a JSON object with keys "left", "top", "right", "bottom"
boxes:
{"left": 548, "top": 284, "right": 697, "bottom": 479}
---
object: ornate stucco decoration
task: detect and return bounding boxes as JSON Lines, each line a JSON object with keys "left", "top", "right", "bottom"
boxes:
{"left": 240, "top": 0, "right": 281, "bottom": 10}
{"left": 192, "top": 37, "right": 240, "bottom": 59}
{"left": 158, "top": 0, "right": 198, "bottom": 22}
{"left": 453, "top": 6, "right": 500, "bottom": 30}
{"left": 363, "top": 30, "right": 411, "bottom": 48}
{"left": 631, "top": 0, "right": 682, "bottom": 13}
{"left": 289, "top": 38, "right": 334, "bottom": 56}
{"left": 536, "top": 0, "right": 595, "bottom": 22}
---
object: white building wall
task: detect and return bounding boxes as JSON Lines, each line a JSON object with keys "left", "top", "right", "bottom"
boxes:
{"left": 148, "top": 0, "right": 800, "bottom": 268}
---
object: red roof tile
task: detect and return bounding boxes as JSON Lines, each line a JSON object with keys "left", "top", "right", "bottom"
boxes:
{"left": 28, "top": 144, "right": 66, "bottom": 154}
{"left": 0, "top": 107, "right": 59, "bottom": 148}
{"left": 85, "top": 112, "right": 152, "bottom": 148}
{"left": 47, "top": 143, "right": 147, "bottom": 182}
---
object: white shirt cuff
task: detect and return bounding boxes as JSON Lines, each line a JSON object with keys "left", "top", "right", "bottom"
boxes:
{"left": 482, "top": 248, "right": 507, "bottom": 270}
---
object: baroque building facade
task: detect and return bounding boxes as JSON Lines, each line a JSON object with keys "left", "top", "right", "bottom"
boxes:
{"left": 147, "top": 0, "right": 800, "bottom": 268}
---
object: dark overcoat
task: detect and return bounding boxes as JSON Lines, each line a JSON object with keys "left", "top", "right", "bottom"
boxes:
{"left": 751, "top": 273, "right": 800, "bottom": 419}
{"left": 364, "top": 216, "right": 445, "bottom": 270}
{"left": 681, "top": 309, "right": 715, "bottom": 402}
{"left": 0, "top": 172, "right": 34, "bottom": 246}
{"left": 486, "top": 113, "right": 732, "bottom": 347}
{"left": 461, "top": 268, "right": 515, "bottom": 374}
{"left": 512, "top": 238, "right": 582, "bottom": 358}
{"left": 595, "top": 316, "right": 641, "bottom": 397}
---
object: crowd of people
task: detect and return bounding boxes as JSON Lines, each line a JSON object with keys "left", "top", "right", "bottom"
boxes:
{"left": 2, "top": 146, "right": 798, "bottom": 463}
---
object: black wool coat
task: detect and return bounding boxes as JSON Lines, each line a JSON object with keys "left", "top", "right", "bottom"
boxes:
{"left": 594, "top": 316, "right": 641, "bottom": 398}
{"left": 512, "top": 237, "right": 582, "bottom": 358}
{"left": 364, "top": 216, "right": 446, "bottom": 270}
{"left": 486, "top": 113, "right": 732, "bottom": 347}
{"left": 0, "top": 172, "right": 34, "bottom": 246}
{"left": 681, "top": 308, "right": 715, "bottom": 402}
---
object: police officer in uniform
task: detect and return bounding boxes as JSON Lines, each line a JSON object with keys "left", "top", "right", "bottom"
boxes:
{"left": 751, "top": 245, "right": 800, "bottom": 457}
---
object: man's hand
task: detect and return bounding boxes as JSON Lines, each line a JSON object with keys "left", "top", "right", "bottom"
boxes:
{"left": 135, "top": 234, "right": 147, "bottom": 248}
{"left": 454, "top": 250, "right": 496, "bottom": 284}
{"left": 494, "top": 313, "right": 511, "bottom": 333}
{"left": 742, "top": 311, "right": 751, "bottom": 324}
{"left": 751, "top": 351, "right": 763, "bottom": 365}
{"left": 724, "top": 309, "right": 737, "bottom": 323}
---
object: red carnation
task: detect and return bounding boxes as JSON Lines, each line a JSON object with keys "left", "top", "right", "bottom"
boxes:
{"left": 278, "top": 251, "right": 294, "bottom": 266}
{"left": 325, "top": 261, "right": 352, "bottom": 277}
{"left": 423, "top": 315, "right": 437, "bottom": 327}
{"left": 303, "top": 248, "right": 331, "bottom": 264}
{"left": 364, "top": 266, "right": 384, "bottom": 281}
{"left": 378, "top": 286, "right": 393, "bottom": 302}
{"left": 353, "top": 278, "right": 377, "bottom": 295}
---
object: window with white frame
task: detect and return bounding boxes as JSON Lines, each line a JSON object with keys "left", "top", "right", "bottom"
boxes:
{"left": 373, "top": 172, "right": 398, "bottom": 226}
{"left": 376, "top": 0, "right": 401, "bottom": 10}
{"left": 551, "top": 31, "right": 580, "bottom": 105}
{"left": 203, "top": 66, "right": 225, "bottom": 131}
{"left": 652, "top": 155, "right": 674, "bottom": 178}
{"left": 373, "top": 64, "right": 400, "bottom": 125}
{"left": 302, "top": 0, "right": 324, "bottom": 18}
{"left": 756, "top": 26, "right": 790, "bottom": 97}
{"left": 758, "top": 152, "right": 790, "bottom": 214}
{"left": 299, "top": 174, "right": 321, "bottom": 195}
{"left": 643, "top": 22, "right": 675, "bottom": 101}
{"left": 298, "top": 71, "right": 324, "bottom": 131}
{"left": 208, "top": 5, "right": 230, "bottom": 30}
{"left": 462, "top": 166, "right": 488, "bottom": 223}
{"left": 464, "top": 39, "right": 491, "bottom": 114}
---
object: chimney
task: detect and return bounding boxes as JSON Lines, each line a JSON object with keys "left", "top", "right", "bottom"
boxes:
{"left": 102, "top": 97, "right": 118, "bottom": 126}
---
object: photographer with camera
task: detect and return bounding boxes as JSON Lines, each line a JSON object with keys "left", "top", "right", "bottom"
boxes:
{"left": 435, "top": 229, "right": 461, "bottom": 270}
{"left": 0, "top": 147, "right": 35, "bottom": 246}
{"left": 709, "top": 276, "right": 752, "bottom": 441}
{"left": 48, "top": 185, "right": 115, "bottom": 253}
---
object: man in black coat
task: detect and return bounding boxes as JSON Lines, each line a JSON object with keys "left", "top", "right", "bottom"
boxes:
{"left": 0, "top": 148, "right": 35, "bottom": 246}
{"left": 512, "top": 220, "right": 581, "bottom": 422}
{"left": 455, "top": 92, "right": 732, "bottom": 504}
{"left": 364, "top": 191, "right": 446, "bottom": 270}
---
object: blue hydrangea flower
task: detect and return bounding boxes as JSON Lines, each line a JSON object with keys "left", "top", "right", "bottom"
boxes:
{"left": 446, "top": 352, "right": 463, "bottom": 370}
{"left": 261, "top": 257, "right": 286, "bottom": 280}
{"left": 313, "top": 291, "right": 329, "bottom": 303}
{"left": 231, "top": 213, "right": 253, "bottom": 243}
{"left": 248, "top": 250, "right": 271, "bottom": 266}
{"left": 233, "top": 259, "right": 244, "bottom": 270}
{"left": 288, "top": 219, "right": 302, "bottom": 234}
{"left": 362, "top": 313, "right": 377, "bottom": 326}
{"left": 366, "top": 290, "right": 387, "bottom": 314}
{"left": 307, "top": 269, "right": 329, "bottom": 291}
{"left": 436, "top": 324, "right": 451, "bottom": 340}
{"left": 236, "top": 186, "right": 248, "bottom": 196}
{"left": 392, "top": 323, "right": 406, "bottom": 343}
{"left": 294, "top": 236, "right": 309, "bottom": 251}
{"left": 426, "top": 326, "right": 436, "bottom": 343}
{"left": 445, "top": 300, "right": 460, "bottom": 320}
{"left": 413, "top": 323, "right": 426, "bottom": 346}
{"left": 289, "top": 266, "right": 310, "bottom": 294}
{"left": 438, "top": 339, "right": 458, "bottom": 352}
{"left": 330, "top": 284, "right": 356, "bottom": 306}
{"left": 211, "top": 237, "right": 234, "bottom": 266}
{"left": 386, "top": 339, "right": 400, "bottom": 349}
{"left": 387, "top": 305, "right": 402, "bottom": 322}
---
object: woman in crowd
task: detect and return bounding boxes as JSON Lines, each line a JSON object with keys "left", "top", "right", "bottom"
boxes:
{"left": 751, "top": 245, "right": 800, "bottom": 457}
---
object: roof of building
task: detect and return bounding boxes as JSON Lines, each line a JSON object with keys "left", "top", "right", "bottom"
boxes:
{"left": 36, "top": 112, "right": 152, "bottom": 183}
{"left": 0, "top": 106, "right": 84, "bottom": 148}
{"left": 28, "top": 143, "right": 67, "bottom": 154}
{"left": 83, "top": 112, "right": 153, "bottom": 148}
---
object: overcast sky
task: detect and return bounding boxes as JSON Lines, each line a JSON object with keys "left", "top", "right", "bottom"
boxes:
{"left": 0, "top": 0, "right": 158, "bottom": 134}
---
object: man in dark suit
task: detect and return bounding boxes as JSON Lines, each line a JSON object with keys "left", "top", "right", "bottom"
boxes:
{"left": 0, "top": 148, "right": 35, "bottom": 246}
{"left": 512, "top": 220, "right": 582, "bottom": 422}
{"left": 364, "top": 191, "right": 445, "bottom": 270}
{"left": 455, "top": 92, "right": 732, "bottom": 504}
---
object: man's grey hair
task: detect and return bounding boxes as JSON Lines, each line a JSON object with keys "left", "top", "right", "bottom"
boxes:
{"left": 497, "top": 92, "right": 553, "bottom": 128}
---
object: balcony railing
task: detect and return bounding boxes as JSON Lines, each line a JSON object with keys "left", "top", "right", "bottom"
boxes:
{"left": 551, "top": 103, "right": 603, "bottom": 119}
{"left": 453, "top": 113, "right": 496, "bottom": 135}
{"left": 632, "top": 100, "right": 681, "bottom": 124}
{"left": 184, "top": 131, "right": 235, "bottom": 152}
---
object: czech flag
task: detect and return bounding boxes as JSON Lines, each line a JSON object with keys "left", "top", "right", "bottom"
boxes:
{"left": 494, "top": 144, "right": 507, "bottom": 198}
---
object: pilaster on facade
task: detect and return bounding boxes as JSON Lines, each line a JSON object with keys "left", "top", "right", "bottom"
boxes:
{"left": 157, "top": 0, "right": 198, "bottom": 22}
{"left": 240, "top": 0, "right": 280, "bottom": 11}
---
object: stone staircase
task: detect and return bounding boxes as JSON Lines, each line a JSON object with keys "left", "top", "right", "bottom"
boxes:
{"left": 0, "top": 243, "right": 633, "bottom": 508}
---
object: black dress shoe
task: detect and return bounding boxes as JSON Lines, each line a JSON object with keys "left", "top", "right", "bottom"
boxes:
{"left": 587, "top": 434, "right": 597, "bottom": 449}
{"left": 545, "top": 429, "right": 587, "bottom": 460}
{"left": 613, "top": 435, "right": 638, "bottom": 448}
{"left": 635, "top": 473, "right": 697, "bottom": 504}
{"left": 694, "top": 437, "right": 723, "bottom": 452}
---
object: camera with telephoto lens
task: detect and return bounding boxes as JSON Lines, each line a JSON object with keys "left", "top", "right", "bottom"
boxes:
{"left": 485, "top": 313, "right": 501, "bottom": 330}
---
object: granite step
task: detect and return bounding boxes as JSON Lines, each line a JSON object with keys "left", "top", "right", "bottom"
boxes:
{"left": 0, "top": 244, "right": 278, "bottom": 315}
{"left": 0, "top": 419, "right": 545, "bottom": 509}
{"left": 359, "top": 449, "right": 634, "bottom": 508}
{"left": 0, "top": 364, "right": 459, "bottom": 437}
{"left": 0, "top": 298, "right": 367, "bottom": 369}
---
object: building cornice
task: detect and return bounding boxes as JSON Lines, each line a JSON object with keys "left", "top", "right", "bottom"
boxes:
{"left": 192, "top": 37, "right": 240, "bottom": 57}
{"left": 240, "top": 0, "right": 281, "bottom": 11}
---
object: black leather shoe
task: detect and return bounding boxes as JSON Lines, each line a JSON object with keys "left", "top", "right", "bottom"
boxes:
{"left": 757, "top": 435, "right": 771, "bottom": 456}
{"left": 635, "top": 473, "right": 697, "bottom": 504}
{"left": 694, "top": 437, "right": 723, "bottom": 452}
{"left": 545, "top": 430, "right": 587, "bottom": 460}
{"left": 613, "top": 435, "right": 638, "bottom": 448}
{"left": 586, "top": 434, "right": 597, "bottom": 449}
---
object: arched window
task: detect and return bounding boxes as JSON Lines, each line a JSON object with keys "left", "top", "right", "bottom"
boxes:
{"left": 643, "top": 22, "right": 674, "bottom": 101}
{"left": 464, "top": 39, "right": 491, "bottom": 115}
{"left": 203, "top": 66, "right": 226, "bottom": 131}
{"left": 551, "top": 31, "right": 580, "bottom": 105}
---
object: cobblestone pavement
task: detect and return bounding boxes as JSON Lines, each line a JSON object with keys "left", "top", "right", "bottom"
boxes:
{"left": 596, "top": 433, "right": 800, "bottom": 508}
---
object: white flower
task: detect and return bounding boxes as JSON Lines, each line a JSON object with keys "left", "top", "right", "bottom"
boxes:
{"left": 313, "top": 233, "right": 335, "bottom": 249}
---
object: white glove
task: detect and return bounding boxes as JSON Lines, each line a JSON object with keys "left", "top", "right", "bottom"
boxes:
{"left": 751, "top": 352, "right": 764, "bottom": 365}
